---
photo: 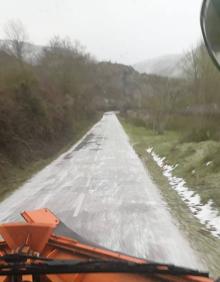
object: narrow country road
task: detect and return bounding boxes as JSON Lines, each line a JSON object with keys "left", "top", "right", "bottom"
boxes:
{"left": 0, "top": 113, "right": 204, "bottom": 270}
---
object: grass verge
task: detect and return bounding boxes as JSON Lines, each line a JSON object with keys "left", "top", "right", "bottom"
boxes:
{"left": 121, "top": 118, "right": 220, "bottom": 277}
{"left": 122, "top": 120, "right": 220, "bottom": 209}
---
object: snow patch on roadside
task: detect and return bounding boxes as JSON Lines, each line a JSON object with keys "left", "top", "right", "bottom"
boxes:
{"left": 146, "top": 147, "right": 220, "bottom": 238}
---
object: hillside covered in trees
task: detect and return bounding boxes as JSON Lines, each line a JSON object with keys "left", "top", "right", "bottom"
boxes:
{"left": 1, "top": 20, "right": 220, "bottom": 197}
{"left": 0, "top": 21, "right": 168, "bottom": 196}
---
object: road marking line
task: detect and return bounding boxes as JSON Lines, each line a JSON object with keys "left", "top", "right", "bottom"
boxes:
{"left": 73, "top": 193, "right": 85, "bottom": 217}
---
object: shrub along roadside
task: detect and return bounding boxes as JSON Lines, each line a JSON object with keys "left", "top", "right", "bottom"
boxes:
{"left": 0, "top": 24, "right": 105, "bottom": 199}
{"left": 0, "top": 118, "right": 98, "bottom": 201}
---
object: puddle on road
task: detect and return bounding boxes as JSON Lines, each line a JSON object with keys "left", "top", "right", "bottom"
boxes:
{"left": 74, "top": 133, "right": 95, "bottom": 151}
{"left": 62, "top": 133, "right": 102, "bottom": 160}
{"left": 73, "top": 133, "right": 106, "bottom": 152}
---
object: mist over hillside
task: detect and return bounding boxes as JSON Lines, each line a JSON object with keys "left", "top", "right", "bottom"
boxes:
{"left": 1, "top": 32, "right": 186, "bottom": 194}
{"left": 0, "top": 40, "right": 43, "bottom": 64}
{"left": 0, "top": 39, "right": 184, "bottom": 78}
{"left": 133, "top": 54, "right": 183, "bottom": 78}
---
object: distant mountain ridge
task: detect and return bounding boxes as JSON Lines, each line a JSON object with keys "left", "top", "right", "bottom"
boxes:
{"left": 133, "top": 54, "right": 183, "bottom": 78}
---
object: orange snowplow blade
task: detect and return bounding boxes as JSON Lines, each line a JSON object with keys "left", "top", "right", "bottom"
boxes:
{"left": 0, "top": 208, "right": 213, "bottom": 282}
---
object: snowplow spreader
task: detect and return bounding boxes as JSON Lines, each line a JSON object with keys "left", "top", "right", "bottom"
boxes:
{"left": 0, "top": 208, "right": 214, "bottom": 282}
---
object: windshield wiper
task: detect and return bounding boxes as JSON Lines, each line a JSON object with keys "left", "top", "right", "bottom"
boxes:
{"left": 0, "top": 253, "right": 52, "bottom": 263}
{"left": 0, "top": 255, "right": 209, "bottom": 277}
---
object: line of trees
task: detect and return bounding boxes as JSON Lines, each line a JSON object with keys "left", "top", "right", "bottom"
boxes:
{"left": 2, "top": 19, "right": 219, "bottom": 188}
{"left": 0, "top": 20, "right": 100, "bottom": 171}
{"left": 130, "top": 42, "right": 220, "bottom": 141}
{"left": 0, "top": 20, "right": 150, "bottom": 180}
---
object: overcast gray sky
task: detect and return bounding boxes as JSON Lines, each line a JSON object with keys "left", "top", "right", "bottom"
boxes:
{"left": 0, "top": 0, "right": 203, "bottom": 65}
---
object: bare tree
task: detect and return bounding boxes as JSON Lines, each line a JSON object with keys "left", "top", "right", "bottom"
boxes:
{"left": 3, "top": 20, "right": 28, "bottom": 62}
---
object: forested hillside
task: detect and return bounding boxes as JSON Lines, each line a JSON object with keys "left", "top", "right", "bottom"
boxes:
{"left": 1, "top": 21, "right": 220, "bottom": 199}
{"left": 0, "top": 21, "right": 164, "bottom": 196}
{"left": 129, "top": 43, "right": 220, "bottom": 140}
{"left": 133, "top": 54, "right": 183, "bottom": 78}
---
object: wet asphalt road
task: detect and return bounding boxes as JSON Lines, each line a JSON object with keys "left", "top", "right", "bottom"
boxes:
{"left": 0, "top": 113, "right": 204, "bottom": 269}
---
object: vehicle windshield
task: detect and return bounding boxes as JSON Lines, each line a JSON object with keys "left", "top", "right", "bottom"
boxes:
{"left": 0, "top": 0, "right": 219, "bottom": 280}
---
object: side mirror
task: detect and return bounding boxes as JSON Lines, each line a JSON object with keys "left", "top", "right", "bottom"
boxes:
{"left": 201, "top": 0, "right": 220, "bottom": 70}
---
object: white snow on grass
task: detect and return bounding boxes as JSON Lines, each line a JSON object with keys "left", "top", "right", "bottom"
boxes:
{"left": 206, "top": 161, "right": 213, "bottom": 167}
{"left": 147, "top": 147, "right": 220, "bottom": 238}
